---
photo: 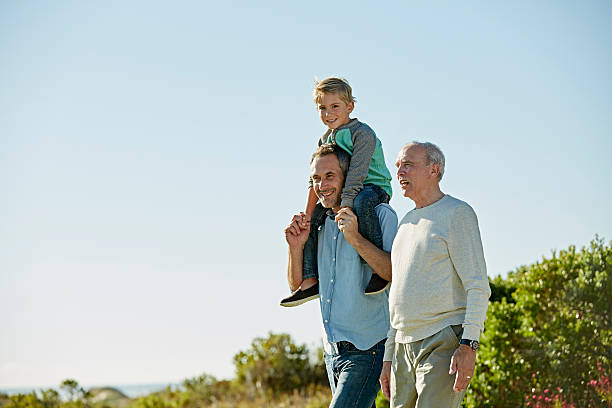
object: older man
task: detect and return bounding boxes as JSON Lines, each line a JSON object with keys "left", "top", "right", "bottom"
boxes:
{"left": 379, "top": 142, "right": 491, "bottom": 407}
{"left": 285, "top": 143, "right": 398, "bottom": 408}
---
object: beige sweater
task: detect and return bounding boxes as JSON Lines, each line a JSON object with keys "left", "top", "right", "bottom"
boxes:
{"left": 384, "top": 194, "right": 491, "bottom": 361}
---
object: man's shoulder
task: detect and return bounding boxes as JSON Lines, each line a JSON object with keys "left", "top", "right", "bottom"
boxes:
{"left": 398, "top": 195, "right": 475, "bottom": 226}
{"left": 441, "top": 194, "right": 471, "bottom": 209}
{"left": 442, "top": 195, "right": 477, "bottom": 217}
{"left": 375, "top": 203, "right": 398, "bottom": 230}
{"left": 375, "top": 203, "right": 397, "bottom": 217}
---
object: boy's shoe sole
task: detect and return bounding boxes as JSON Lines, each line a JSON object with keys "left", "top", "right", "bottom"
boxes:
{"left": 365, "top": 274, "right": 390, "bottom": 295}
{"left": 280, "top": 283, "right": 320, "bottom": 307}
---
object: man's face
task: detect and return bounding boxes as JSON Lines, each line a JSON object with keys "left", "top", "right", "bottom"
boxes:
{"left": 317, "top": 92, "right": 354, "bottom": 130}
{"left": 311, "top": 154, "right": 345, "bottom": 210}
{"left": 395, "top": 144, "right": 437, "bottom": 199}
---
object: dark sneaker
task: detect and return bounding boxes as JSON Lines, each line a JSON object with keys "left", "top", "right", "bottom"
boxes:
{"left": 280, "top": 283, "right": 320, "bottom": 307}
{"left": 365, "top": 274, "right": 390, "bottom": 295}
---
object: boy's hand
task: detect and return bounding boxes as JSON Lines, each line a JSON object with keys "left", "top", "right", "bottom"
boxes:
{"left": 335, "top": 208, "right": 360, "bottom": 245}
{"left": 285, "top": 212, "right": 310, "bottom": 249}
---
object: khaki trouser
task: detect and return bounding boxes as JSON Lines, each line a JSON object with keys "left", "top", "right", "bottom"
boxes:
{"left": 390, "top": 325, "right": 467, "bottom": 408}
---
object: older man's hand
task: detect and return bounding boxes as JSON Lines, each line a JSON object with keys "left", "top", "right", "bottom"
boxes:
{"left": 449, "top": 345, "right": 476, "bottom": 392}
{"left": 379, "top": 361, "right": 392, "bottom": 400}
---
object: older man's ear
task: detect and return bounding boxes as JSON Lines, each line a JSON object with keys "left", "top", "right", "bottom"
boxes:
{"left": 430, "top": 163, "right": 441, "bottom": 179}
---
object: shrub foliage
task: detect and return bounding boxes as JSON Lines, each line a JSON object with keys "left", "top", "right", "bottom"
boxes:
{"left": 466, "top": 236, "right": 611, "bottom": 407}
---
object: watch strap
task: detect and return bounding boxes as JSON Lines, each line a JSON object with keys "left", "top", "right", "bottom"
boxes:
{"left": 459, "top": 339, "right": 479, "bottom": 351}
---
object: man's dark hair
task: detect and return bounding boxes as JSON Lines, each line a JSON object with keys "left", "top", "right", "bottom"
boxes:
{"left": 310, "top": 143, "right": 350, "bottom": 178}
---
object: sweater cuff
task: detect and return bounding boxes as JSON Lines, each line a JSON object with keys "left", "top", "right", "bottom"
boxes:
{"left": 383, "top": 329, "right": 396, "bottom": 361}
{"left": 462, "top": 325, "right": 482, "bottom": 341}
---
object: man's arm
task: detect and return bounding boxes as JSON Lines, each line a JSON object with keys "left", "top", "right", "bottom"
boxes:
{"left": 335, "top": 207, "right": 391, "bottom": 280}
{"left": 447, "top": 204, "right": 491, "bottom": 392}
{"left": 285, "top": 213, "right": 311, "bottom": 291}
{"left": 448, "top": 204, "right": 491, "bottom": 340}
{"left": 380, "top": 325, "right": 397, "bottom": 400}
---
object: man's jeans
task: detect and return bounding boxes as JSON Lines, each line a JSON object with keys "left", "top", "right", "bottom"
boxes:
{"left": 325, "top": 339, "right": 385, "bottom": 408}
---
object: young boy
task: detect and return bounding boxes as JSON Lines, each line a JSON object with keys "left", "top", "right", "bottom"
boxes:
{"left": 280, "top": 77, "right": 393, "bottom": 307}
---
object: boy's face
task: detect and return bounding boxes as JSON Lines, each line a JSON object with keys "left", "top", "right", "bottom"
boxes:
{"left": 316, "top": 92, "right": 354, "bottom": 130}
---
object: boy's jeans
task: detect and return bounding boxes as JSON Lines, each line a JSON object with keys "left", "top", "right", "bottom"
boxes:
{"left": 302, "top": 184, "right": 390, "bottom": 279}
{"left": 325, "top": 339, "right": 385, "bottom": 408}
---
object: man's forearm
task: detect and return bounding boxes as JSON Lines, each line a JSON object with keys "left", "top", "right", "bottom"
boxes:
{"left": 287, "top": 246, "right": 305, "bottom": 291}
{"left": 351, "top": 234, "right": 392, "bottom": 281}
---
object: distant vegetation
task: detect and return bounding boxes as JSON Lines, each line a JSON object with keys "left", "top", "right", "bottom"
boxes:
{"left": 1, "top": 237, "right": 609, "bottom": 407}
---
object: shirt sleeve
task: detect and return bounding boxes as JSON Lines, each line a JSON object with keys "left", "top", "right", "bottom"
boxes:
{"left": 377, "top": 204, "right": 398, "bottom": 361}
{"left": 447, "top": 204, "right": 491, "bottom": 341}
{"left": 340, "top": 125, "right": 376, "bottom": 208}
{"left": 384, "top": 327, "right": 396, "bottom": 361}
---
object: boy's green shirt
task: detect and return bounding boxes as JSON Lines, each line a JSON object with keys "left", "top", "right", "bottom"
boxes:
{"left": 318, "top": 118, "right": 392, "bottom": 208}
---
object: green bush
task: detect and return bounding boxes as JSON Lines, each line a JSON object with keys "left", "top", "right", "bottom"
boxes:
{"left": 233, "top": 332, "right": 326, "bottom": 397}
{"left": 466, "top": 237, "right": 612, "bottom": 407}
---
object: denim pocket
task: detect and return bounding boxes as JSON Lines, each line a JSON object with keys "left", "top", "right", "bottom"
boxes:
{"left": 341, "top": 340, "right": 382, "bottom": 356}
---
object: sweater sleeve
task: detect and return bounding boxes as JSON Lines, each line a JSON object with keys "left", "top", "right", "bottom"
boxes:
{"left": 340, "top": 125, "right": 376, "bottom": 208}
{"left": 447, "top": 205, "right": 491, "bottom": 341}
{"left": 384, "top": 327, "right": 396, "bottom": 361}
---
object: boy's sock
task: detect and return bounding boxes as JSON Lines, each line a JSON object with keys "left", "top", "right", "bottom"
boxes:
{"left": 279, "top": 283, "right": 320, "bottom": 307}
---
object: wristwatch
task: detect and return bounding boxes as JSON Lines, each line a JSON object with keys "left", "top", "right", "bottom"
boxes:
{"left": 459, "top": 339, "right": 479, "bottom": 352}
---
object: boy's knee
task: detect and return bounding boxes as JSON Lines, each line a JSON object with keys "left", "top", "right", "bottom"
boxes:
{"left": 353, "top": 190, "right": 378, "bottom": 212}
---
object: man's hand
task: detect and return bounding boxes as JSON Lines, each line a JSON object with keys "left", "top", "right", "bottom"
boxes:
{"left": 379, "top": 361, "right": 391, "bottom": 400}
{"left": 449, "top": 345, "right": 476, "bottom": 392}
{"left": 334, "top": 207, "right": 360, "bottom": 245}
{"left": 284, "top": 212, "right": 310, "bottom": 249}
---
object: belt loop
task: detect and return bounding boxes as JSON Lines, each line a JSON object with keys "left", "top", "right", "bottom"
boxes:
{"left": 332, "top": 342, "right": 340, "bottom": 355}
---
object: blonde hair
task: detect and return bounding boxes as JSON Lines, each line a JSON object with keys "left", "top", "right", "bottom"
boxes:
{"left": 313, "top": 77, "right": 356, "bottom": 105}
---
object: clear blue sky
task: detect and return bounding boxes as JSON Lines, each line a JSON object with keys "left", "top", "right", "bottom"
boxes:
{"left": 1, "top": 0, "right": 611, "bottom": 389}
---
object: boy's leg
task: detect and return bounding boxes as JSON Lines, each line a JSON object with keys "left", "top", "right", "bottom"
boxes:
{"left": 302, "top": 203, "right": 327, "bottom": 279}
{"left": 352, "top": 185, "right": 389, "bottom": 250}
{"left": 352, "top": 185, "right": 391, "bottom": 295}
{"left": 280, "top": 204, "right": 327, "bottom": 307}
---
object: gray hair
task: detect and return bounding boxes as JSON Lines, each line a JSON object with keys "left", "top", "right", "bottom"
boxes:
{"left": 407, "top": 141, "right": 445, "bottom": 181}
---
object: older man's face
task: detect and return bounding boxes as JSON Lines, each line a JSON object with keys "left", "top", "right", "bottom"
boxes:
{"left": 311, "top": 154, "right": 344, "bottom": 209}
{"left": 395, "top": 144, "right": 436, "bottom": 199}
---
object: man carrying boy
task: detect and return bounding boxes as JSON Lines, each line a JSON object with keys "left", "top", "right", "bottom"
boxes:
{"left": 281, "top": 77, "right": 393, "bottom": 306}
{"left": 285, "top": 144, "right": 398, "bottom": 407}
